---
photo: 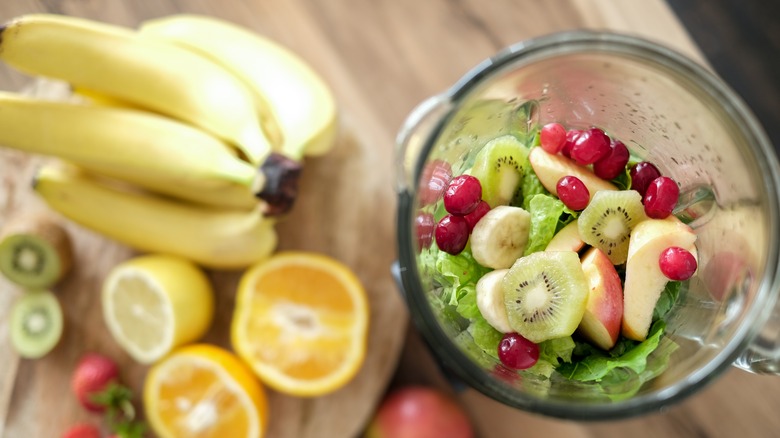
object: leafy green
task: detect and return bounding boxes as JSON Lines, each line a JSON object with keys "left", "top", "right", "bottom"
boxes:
{"left": 611, "top": 166, "right": 632, "bottom": 191}
{"left": 433, "top": 249, "right": 491, "bottom": 306}
{"left": 539, "top": 336, "right": 576, "bottom": 365}
{"left": 468, "top": 318, "right": 504, "bottom": 359}
{"left": 519, "top": 152, "right": 550, "bottom": 210}
{"left": 653, "top": 281, "right": 682, "bottom": 321}
{"left": 557, "top": 320, "right": 667, "bottom": 382}
{"left": 455, "top": 284, "right": 481, "bottom": 319}
{"left": 524, "top": 194, "right": 566, "bottom": 255}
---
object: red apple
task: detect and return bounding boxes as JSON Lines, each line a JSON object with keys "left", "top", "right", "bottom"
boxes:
{"left": 528, "top": 147, "right": 616, "bottom": 203}
{"left": 545, "top": 220, "right": 585, "bottom": 252}
{"left": 577, "top": 247, "right": 623, "bottom": 350}
{"left": 365, "top": 386, "right": 474, "bottom": 438}
{"left": 622, "top": 217, "right": 697, "bottom": 341}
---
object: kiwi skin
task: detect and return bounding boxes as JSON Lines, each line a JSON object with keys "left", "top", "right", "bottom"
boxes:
{"left": 10, "top": 290, "right": 64, "bottom": 359}
{"left": 0, "top": 214, "right": 73, "bottom": 288}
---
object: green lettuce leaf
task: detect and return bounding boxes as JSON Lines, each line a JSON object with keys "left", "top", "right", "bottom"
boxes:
{"left": 433, "top": 249, "right": 491, "bottom": 306}
{"left": 557, "top": 320, "right": 667, "bottom": 382}
{"left": 455, "top": 284, "right": 481, "bottom": 320}
{"left": 468, "top": 318, "right": 504, "bottom": 359}
{"left": 611, "top": 166, "right": 633, "bottom": 191}
{"left": 520, "top": 165, "right": 550, "bottom": 210}
{"left": 524, "top": 194, "right": 566, "bottom": 255}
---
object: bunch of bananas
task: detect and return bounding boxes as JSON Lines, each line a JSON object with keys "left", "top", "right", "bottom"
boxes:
{"left": 0, "top": 14, "right": 337, "bottom": 269}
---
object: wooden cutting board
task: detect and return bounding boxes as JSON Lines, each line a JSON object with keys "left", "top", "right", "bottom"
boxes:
{"left": 2, "top": 1, "right": 780, "bottom": 438}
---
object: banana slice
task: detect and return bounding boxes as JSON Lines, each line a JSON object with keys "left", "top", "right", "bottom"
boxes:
{"left": 470, "top": 205, "right": 531, "bottom": 269}
{"left": 476, "top": 269, "right": 512, "bottom": 333}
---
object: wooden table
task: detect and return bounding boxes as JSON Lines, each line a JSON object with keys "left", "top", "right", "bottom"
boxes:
{"left": 1, "top": 1, "right": 779, "bottom": 437}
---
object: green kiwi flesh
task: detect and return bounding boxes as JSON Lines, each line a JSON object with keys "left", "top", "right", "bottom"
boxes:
{"left": 0, "top": 217, "right": 72, "bottom": 288}
{"left": 470, "top": 135, "right": 529, "bottom": 208}
{"left": 502, "top": 251, "right": 588, "bottom": 343}
{"left": 577, "top": 190, "right": 647, "bottom": 265}
{"left": 10, "top": 290, "right": 64, "bottom": 359}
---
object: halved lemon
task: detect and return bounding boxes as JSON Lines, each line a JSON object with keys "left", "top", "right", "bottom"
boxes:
{"left": 230, "top": 252, "right": 369, "bottom": 397}
{"left": 143, "top": 344, "right": 268, "bottom": 438}
{"left": 102, "top": 254, "right": 214, "bottom": 364}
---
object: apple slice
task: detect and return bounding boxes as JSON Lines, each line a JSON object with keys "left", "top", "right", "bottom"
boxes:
{"left": 528, "top": 147, "right": 617, "bottom": 202}
{"left": 622, "top": 216, "right": 697, "bottom": 341}
{"left": 577, "top": 247, "right": 623, "bottom": 350}
{"left": 544, "top": 219, "right": 584, "bottom": 252}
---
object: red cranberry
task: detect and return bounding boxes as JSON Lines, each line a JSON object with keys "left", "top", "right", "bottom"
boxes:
{"left": 444, "top": 175, "right": 482, "bottom": 216}
{"left": 644, "top": 176, "right": 679, "bottom": 219}
{"left": 418, "top": 160, "right": 452, "bottom": 206}
{"left": 561, "top": 129, "right": 583, "bottom": 158}
{"left": 540, "top": 123, "right": 567, "bottom": 154}
{"left": 629, "top": 161, "right": 662, "bottom": 199}
{"left": 464, "top": 200, "right": 491, "bottom": 231}
{"left": 434, "top": 215, "right": 469, "bottom": 255}
{"left": 556, "top": 176, "right": 590, "bottom": 210}
{"left": 415, "top": 212, "right": 435, "bottom": 251}
{"left": 659, "top": 246, "right": 698, "bottom": 281}
{"left": 593, "top": 139, "right": 630, "bottom": 180}
{"left": 570, "top": 127, "right": 611, "bottom": 165}
{"left": 498, "top": 333, "right": 539, "bottom": 370}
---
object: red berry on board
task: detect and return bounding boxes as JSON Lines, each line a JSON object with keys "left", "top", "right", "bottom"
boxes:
{"left": 643, "top": 176, "right": 679, "bottom": 219}
{"left": 659, "top": 246, "right": 698, "bottom": 281}
{"left": 62, "top": 424, "right": 101, "bottom": 438}
{"left": 540, "top": 122, "right": 567, "bottom": 154}
{"left": 444, "top": 175, "right": 482, "bottom": 216}
{"left": 71, "top": 353, "right": 120, "bottom": 413}
{"left": 556, "top": 176, "right": 590, "bottom": 210}
{"left": 570, "top": 127, "right": 611, "bottom": 165}
{"left": 593, "top": 139, "right": 630, "bottom": 180}
{"left": 463, "top": 200, "right": 491, "bottom": 232}
{"left": 435, "top": 215, "right": 470, "bottom": 255}
{"left": 419, "top": 160, "right": 452, "bottom": 206}
{"left": 498, "top": 333, "right": 539, "bottom": 370}
{"left": 415, "top": 212, "right": 436, "bottom": 251}
{"left": 629, "top": 161, "right": 662, "bottom": 199}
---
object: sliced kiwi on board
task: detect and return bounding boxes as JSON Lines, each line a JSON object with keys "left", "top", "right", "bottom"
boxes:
{"left": 502, "top": 251, "right": 588, "bottom": 343}
{"left": 577, "top": 190, "right": 647, "bottom": 265}
{"left": 10, "top": 290, "right": 64, "bottom": 359}
{"left": 0, "top": 215, "right": 73, "bottom": 289}
{"left": 470, "top": 135, "right": 530, "bottom": 208}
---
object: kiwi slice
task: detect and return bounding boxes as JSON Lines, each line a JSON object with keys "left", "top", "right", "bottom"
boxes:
{"left": 577, "top": 190, "right": 647, "bottom": 265}
{"left": 502, "top": 251, "right": 588, "bottom": 343}
{"left": 470, "top": 135, "right": 529, "bottom": 208}
{"left": 10, "top": 290, "right": 64, "bottom": 359}
{"left": 0, "top": 215, "right": 73, "bottom": 289}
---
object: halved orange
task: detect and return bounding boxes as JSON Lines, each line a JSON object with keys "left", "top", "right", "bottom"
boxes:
{"left": 230, "top": 252, "right": 369, "bottom": 397}
{"left": 143, "top": 344, "right": 268, "bottom": 438}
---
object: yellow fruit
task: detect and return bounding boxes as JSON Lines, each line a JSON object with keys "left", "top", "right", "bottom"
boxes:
{"left": 144, "top": 344, "right": 268, "bottom": 438}
{"left": 102, "top": 254, "right": 214, "bottom": 364}
{"left": 231, "top": 252, "right": 369, "bottom": 397}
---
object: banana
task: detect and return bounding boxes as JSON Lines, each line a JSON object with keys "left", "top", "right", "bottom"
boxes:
{"left": 139, "top": 14, "right": 338, "bottom": 161}
{"left": 475, "top": 269, "right": 513, "bottom": 333}
{"left": 33, "top": 163, "right": 277, "bottom": 270}
{"left": 0, "top": 91, "right": 259, "bottom": 210}
{"left": 470, "top": 206, "right": 531, "bottom": 269}
{"left": 0, "top": 14, "right": 271, "bottom": 165}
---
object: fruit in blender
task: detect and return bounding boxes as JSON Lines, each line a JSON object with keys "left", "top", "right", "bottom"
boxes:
{"left": 622, "top": 217, "right": 697, "bottom": 341}
{"left": 502, "top": 251, "right": 589, "bottom": 343}
{"left": 643, "top": 176, "right": 680, "bottom": 219}
{"left": 577, "top": 247, "right": 624, "bottom": 350}
{"left": 470, "top": 206, "right": 531, "bottom": 269}
{"left": 475, "top": 269, "right": 512, "bottom": 333}
{"left": 470, "top": 135, "right": 528, "bottom": 208}
{"left": 528, "top": 147, "right": 616, "bottom": 202}
{"left": 556, "top": 175, "right": 590, "bottom": 211}
{"left": 577, "top": 190, "right": 647, "bottom": 265}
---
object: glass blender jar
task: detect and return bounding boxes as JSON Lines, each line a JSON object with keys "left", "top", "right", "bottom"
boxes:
{"left": 395, "top": 31, "right": 780, "bottom": 419}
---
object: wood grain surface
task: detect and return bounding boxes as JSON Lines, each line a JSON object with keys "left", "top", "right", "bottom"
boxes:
{"left": 1, "top": 1, "right": 779, "bottom": 438}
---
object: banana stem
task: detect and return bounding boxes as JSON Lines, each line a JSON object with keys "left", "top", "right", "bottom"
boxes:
{"left": 255, "top": 152, "right": 303, "bottom": 216}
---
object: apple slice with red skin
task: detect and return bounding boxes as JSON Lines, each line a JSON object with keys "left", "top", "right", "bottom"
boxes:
{"left": 622, "top": 216, "right": 697, "bottom": 341}
{"left": 528, "top": 147, "right": 617, "bottom": 202}
{"left": 544, "top": 219, "right": 585, "bottom": 252}
{"left": 577, "top": 247, "right": 623, "bottom": 350}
